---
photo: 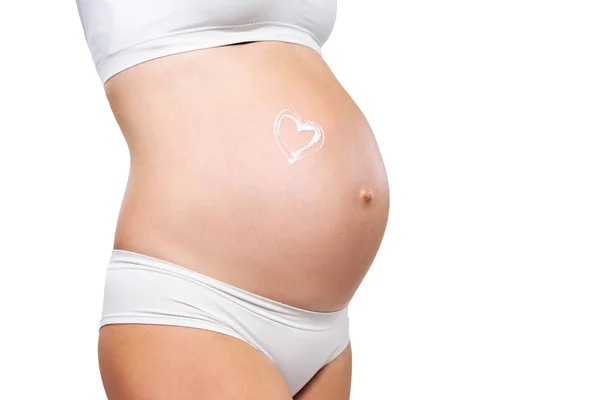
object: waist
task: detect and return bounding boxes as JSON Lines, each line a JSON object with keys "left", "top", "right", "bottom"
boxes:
{"left": 106, "top": 42, "right": 389, "bottom": 311}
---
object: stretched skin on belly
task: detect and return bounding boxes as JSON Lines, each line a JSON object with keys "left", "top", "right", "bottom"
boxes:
{"left": 107, "top": 42, "right": 390, "bottom": 312}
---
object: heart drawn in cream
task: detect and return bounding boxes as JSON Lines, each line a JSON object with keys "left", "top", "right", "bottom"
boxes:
{"left": 274, "top": 109, "right": 325, "bottom": 164}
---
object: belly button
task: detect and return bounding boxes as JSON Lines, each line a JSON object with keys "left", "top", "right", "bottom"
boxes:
{"left": 359, "top": 186, "right": 374, "bottom": 203}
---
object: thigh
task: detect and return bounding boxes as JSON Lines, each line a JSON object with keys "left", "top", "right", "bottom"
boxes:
{"left": 98, "top": 324, "right": 293, "bottom": 400}
{"left": 293, "top": 342, "right": 352, "bottom": 400}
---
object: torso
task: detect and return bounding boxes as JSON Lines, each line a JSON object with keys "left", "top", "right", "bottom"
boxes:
{"left": 105, "top": 41, "right": 389, "bottom": 312}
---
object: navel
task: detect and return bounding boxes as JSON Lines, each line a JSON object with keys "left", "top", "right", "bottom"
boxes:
{"left": 359, "top": 186, "right": 374, "bottom": 203}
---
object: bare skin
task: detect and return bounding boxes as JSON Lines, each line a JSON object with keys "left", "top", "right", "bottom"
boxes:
{"left": 99, "top": 325, "right": 352, "bottom": 399}
{"left": 100, "top": 41, "right": 388, "bottom": 398}
{"left": 294, "top": 343, "right": 352, "bottom": 400}
{"left": 98, "top": 325, "right": 293, "bottom": 400}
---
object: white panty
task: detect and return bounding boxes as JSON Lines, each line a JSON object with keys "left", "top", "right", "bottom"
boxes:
{"left": 100, "top": 249, "right": 351, "bottom": 396}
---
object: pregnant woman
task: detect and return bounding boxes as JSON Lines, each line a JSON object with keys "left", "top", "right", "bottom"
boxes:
{"left": 76, "top": 1, "right": 389, "bottom": 398}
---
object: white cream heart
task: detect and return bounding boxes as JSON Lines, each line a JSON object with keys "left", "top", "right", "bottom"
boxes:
{"left": 274, "top": 109, "right": 325, "bottom": 164}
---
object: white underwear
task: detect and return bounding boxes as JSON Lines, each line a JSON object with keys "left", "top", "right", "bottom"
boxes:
{"left": 100, "top": 249, "right": 351, "bottom": 396}
{"left": 76, "top": 0, "right": 337, "bottom": 84}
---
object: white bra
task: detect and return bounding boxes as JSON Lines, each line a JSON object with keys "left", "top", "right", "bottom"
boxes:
{"left": 76, "top": 0, "right": 337, "bottom": 84}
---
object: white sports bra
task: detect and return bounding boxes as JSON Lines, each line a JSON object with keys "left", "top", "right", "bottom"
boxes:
{"left": 76, "top": 0, "right": 337, "bottom": 84}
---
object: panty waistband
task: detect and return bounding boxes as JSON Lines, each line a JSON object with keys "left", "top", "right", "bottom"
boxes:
{"left": 108, "top": 249, "right": 349, "bottom": 329}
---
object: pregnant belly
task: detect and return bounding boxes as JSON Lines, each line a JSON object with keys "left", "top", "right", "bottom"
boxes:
{"left": 105, "top": 42, "right": 389, "bottom": 312}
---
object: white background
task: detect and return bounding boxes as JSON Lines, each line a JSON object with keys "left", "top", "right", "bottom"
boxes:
{"left": 0, "top": 1, "right": 598, "bottom": 399}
